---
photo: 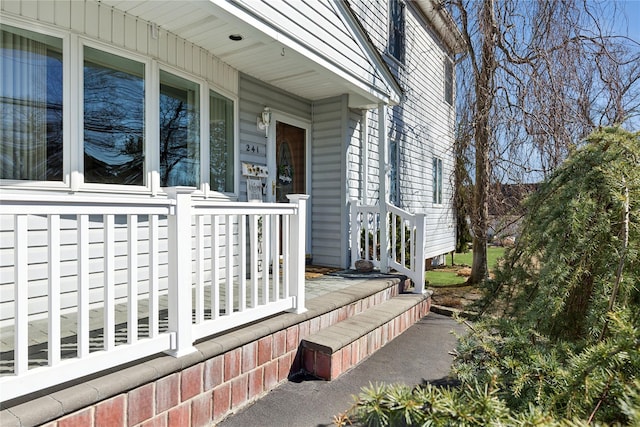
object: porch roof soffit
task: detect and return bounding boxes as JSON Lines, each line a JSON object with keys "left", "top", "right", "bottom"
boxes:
{"left": 99, "top": 0, "right": 400, "bottom": 108}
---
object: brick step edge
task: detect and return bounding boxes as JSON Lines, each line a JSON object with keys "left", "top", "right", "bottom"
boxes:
{"left": 300, "top": 293, "right": 431, "bottom": 380}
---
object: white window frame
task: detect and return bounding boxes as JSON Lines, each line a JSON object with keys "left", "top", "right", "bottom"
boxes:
{"left": 444, "top": 57, "right": 454, "bottom": 106}
{"left": 387, "top": 0, "right": 406, "bottom": 64}
{"left": 0, "top": 17, "right": 72, "bottom": 191}
{"left": 156, "top": 64, "right": 205, "bottom": 195}
{"left": 77, "top": 37, "right": 152, "bottom": 194}
{"left": 203, "top": 83, "right": 239, "bottom": 200}
{"left": 433, "top": 156, "right": 443, "bottom": 206}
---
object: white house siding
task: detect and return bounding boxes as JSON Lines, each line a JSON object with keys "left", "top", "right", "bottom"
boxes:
{"left": 311, "top": 95, "right": 349, "bottom": 268}
{"left": 349, "top": 0, "right": 457, "bottom": 259}
{"left": 0, "top": 1, "right": 240, "bottom": 324}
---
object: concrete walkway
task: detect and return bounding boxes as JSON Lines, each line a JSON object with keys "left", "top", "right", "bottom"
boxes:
{"left": 217, "top": 312, "right": 467, "bottom": 427}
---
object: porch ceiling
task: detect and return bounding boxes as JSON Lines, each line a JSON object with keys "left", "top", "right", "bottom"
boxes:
{"left": 98, "top": 0, "right": 392, "bottom": 108}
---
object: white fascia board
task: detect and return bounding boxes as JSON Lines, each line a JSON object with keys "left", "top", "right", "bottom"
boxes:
{"left": 333, "top": 0, "right": 403, "bottom": 105}
{"left": 209, "top": 0, "right": 397, "bottom": 105}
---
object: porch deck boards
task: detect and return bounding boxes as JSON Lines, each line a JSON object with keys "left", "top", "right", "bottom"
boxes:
{"left": 0, "top": 268, "right": 361, "bottom": 375}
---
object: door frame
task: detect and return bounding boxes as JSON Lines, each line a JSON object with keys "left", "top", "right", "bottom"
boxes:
{"left": 266, "top": 110, "right": 312, "bottom": 255}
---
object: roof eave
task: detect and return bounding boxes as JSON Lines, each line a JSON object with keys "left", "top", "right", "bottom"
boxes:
{"left": 414, "top": 0, "right": 467, "bottom": 54}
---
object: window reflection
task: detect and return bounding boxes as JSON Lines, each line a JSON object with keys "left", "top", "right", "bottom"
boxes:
{"left": 160, "top": 70, "right": 200, "bottom": 187}
{"left": 83, "top": 46, "right": 145, "bottom": 185}
{"left": 1, "top": 25, "right": 63, "bottom": 181}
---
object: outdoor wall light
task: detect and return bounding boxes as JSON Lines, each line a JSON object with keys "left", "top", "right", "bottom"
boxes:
{"left": 257, "top": 107, "right": 271, "bottom": 137}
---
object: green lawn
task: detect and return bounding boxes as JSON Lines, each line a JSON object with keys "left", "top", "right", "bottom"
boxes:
{"left": 426, "top": 246, "right": 505, "bottom": 287}
{"left": 452, "top": 246, "right": 505, "bottom": 268}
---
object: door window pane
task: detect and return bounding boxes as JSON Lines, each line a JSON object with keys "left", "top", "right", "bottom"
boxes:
{"left": 160, "top": 70, "right": 200, "bottom": 187}
{"left": 209, "top": 90, "right": 234, "bottom": 193}
{"left": 1, "top": 25, "right": 63, "bottom": 181}
{"left": 84, "top": 46, "right": 145, "bottom": 185}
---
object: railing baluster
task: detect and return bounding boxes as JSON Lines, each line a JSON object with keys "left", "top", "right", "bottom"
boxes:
{"left": 238, "top": 214, "right": 246, "bottom": 312}
{"left": 225, "top": 215, "right": 234, "bottom": 315}
{"left": 14, "top": 215, "right": 28, "bottom": 375}
{"left": 249, "top": 215, "right": 259, "bottom": 308}
{"left": 128, "top": 214, "right": 138, "bottom": 343}
{"left": 261, "top": 214, "right": 270, "bottom": 304}
{"left": 273, "top": 215, "right": 280, "bottom": 300}
{"left": 195, "top": 215, "right": 205, "bottom": 323}
{"left": 282, "top": 215, "right": 290, "bottom": 297}
{"left": 104, "top": 214, "right": 116, "bottom": 351}
{"left": 149, "top": 215, "right": 159, "bottom": 337}
{"left": 78, "top": 215, "right": 90, "bottom": 358}
{"left": 211, "top": 215, "right": 220, "bottom": 319}
{"left": 49, "top": 214, "right": 61, "bottom": 366}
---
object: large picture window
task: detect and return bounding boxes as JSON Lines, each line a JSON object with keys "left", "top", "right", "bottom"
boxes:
{"left": 84, "top": 46, "right": 145, "bottom": 185}
{"left": 160, "top": 70, "right": 200, "bottom": 187}
{"left": 1, "top": 25, "right": 63, "bottom": 181}
{"left": 209, "top": 90, "right": 234, "bottom": 193}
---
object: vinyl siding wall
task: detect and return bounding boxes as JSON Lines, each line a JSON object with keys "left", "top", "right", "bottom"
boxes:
{"left": 310, "top": 96, "right": 348, "bottom": 267}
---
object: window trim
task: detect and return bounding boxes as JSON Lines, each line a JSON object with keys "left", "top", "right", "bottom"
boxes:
{"left": 387, "top": 0, "right": 406, "bottom": 64}
{"left": 444, "top": 57, "right": 454, "bottom": 106}
{"left": 204, "top": 84, "right": 239, "bottom": 199}
{"left": 0, "top": 17, "right": 72, "bottom": 191}
{"left": 157, "top": 64, "right": 204, "bottom": 193}
{"left": 78, "top": 37, "right": 152, "bottom": 194}
{"left": 432, "top": 156, "right": 443, "bottom": 206}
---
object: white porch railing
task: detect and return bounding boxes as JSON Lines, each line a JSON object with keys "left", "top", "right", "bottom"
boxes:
{"left": 350, "top": 200, "right": 425, "bottom": 293}
{"left": 0, "top": 191, "right": 308, "bottom": 402}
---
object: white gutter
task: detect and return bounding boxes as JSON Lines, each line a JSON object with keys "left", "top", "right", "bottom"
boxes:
{"left": 414, "top": 0, "right": 466, "bottom": 54}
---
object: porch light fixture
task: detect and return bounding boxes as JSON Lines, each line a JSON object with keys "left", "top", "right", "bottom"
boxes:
{"left": 229, "top": 34, "right": 243, "bottom": 41}
{"left": 257, "top": 107, "right": 271, "bottom": 137}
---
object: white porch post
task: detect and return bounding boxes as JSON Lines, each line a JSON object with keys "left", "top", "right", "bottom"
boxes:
{"left": 287, "top": 194, "right": 309, "bottom": 314}
{"left": 378, "top": 103, "right": 389, "bottom": 273}
{"left": 167, "top": 187, "right": 197, "bottom": 357}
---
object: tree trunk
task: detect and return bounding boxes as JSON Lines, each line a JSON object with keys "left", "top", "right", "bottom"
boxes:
{"left": 468, "top": 0, "right": 496, "bottom": 285}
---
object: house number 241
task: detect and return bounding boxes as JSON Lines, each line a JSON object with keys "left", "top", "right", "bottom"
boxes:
{"left": 246, "top": 144, "right": 259, "bottom": 153}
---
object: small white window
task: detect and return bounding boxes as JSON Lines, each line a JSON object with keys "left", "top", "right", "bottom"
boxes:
{"left": 159, "top": 70, "right": 200, "bottom": 187}
{"left": 388, "top": 0, "right": 405, "bottom": 63}
{"left": 433, "top": 157, "right": 443, "bottom": 204}
{"left": 209, "top": 90, "right": 235, "bottom": 193}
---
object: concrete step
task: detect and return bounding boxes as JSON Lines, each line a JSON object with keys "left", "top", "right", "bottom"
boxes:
{"left": 300, "top": 292, "right": 431, "bottom": 380}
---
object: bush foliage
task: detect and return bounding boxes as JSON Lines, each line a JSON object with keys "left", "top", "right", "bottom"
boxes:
{"left": 338, "top": 128, "right": 640, "bottom": 426}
